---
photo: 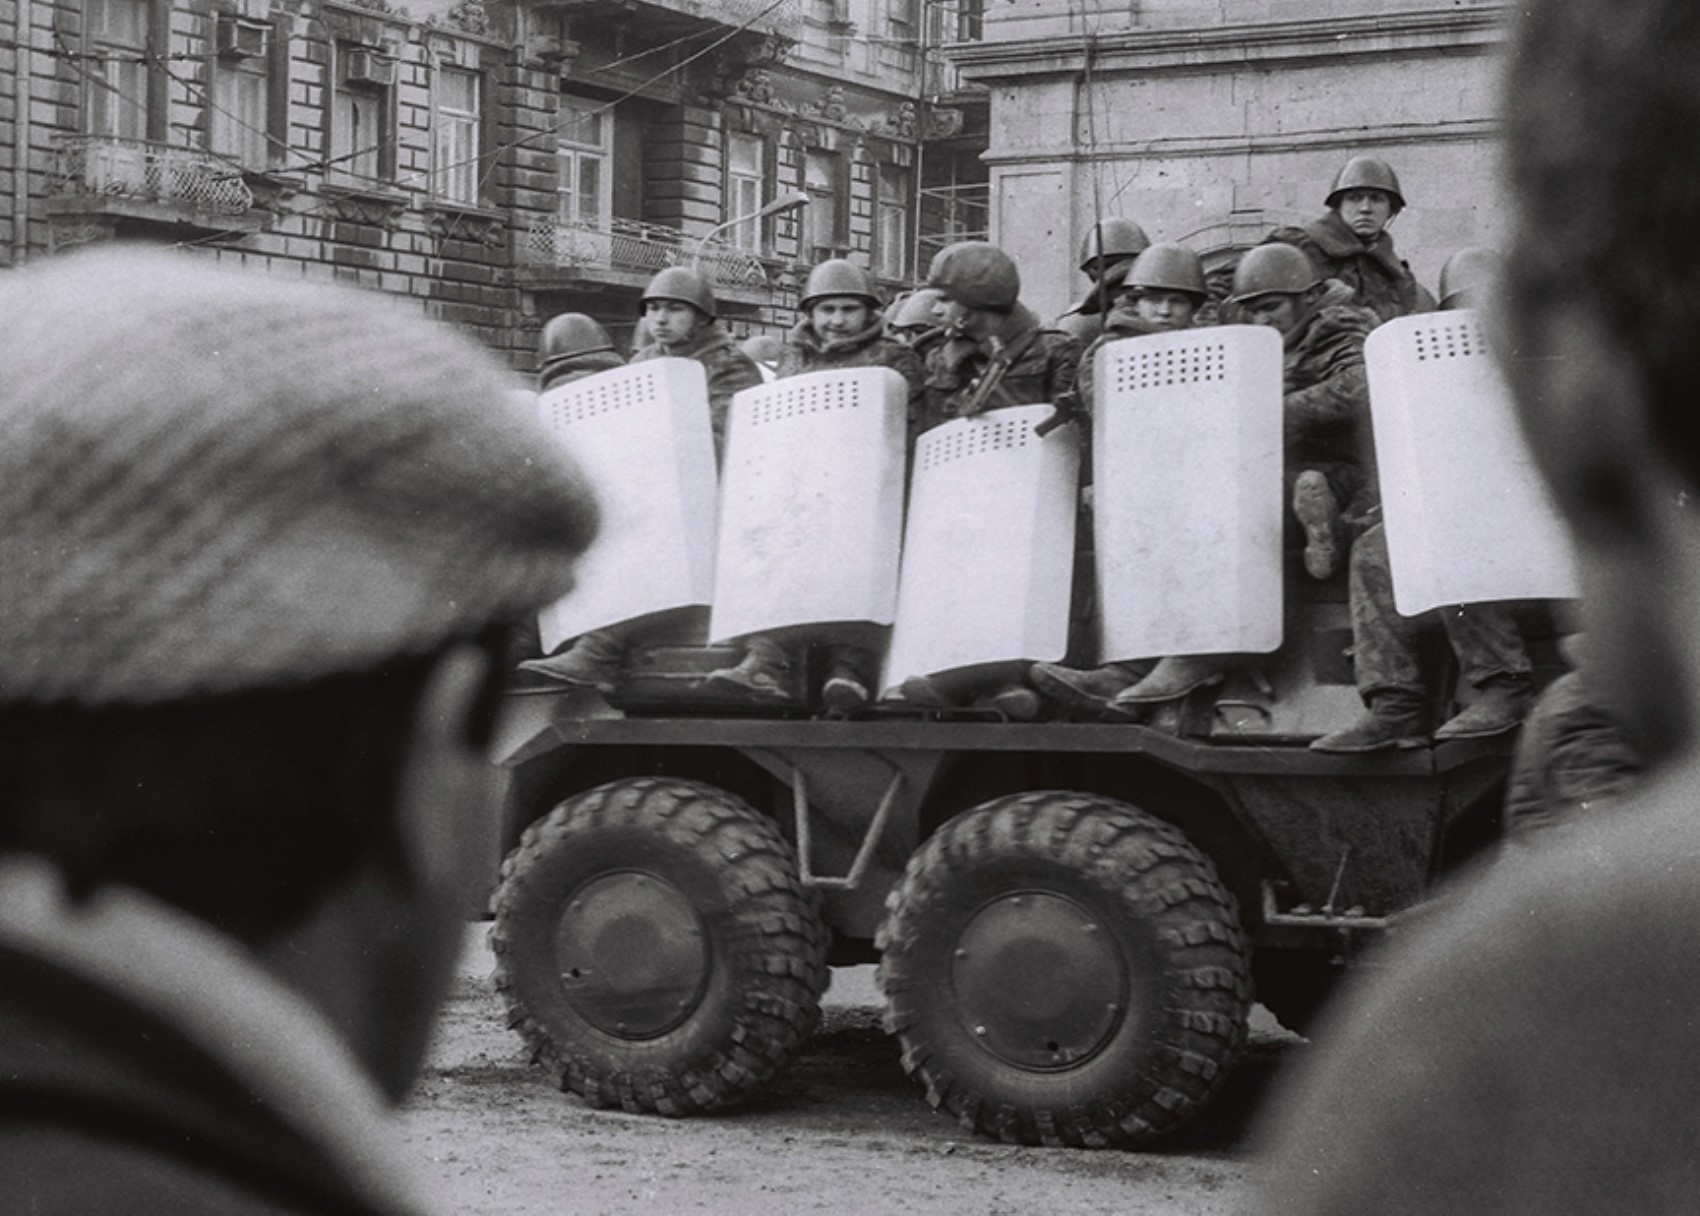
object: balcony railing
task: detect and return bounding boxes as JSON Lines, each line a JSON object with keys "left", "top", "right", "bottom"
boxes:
{"left": 522, "top": 215, "right": 777, "bottom": 289}
{"left": 50, "top": 136, "right": 254, "bottom": 216}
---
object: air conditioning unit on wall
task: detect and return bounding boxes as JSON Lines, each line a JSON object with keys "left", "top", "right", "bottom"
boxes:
{"left": 215, "top": 16, "right": 267, "bottom": 59}
{"left": 343, "top": 47, "right": 395, "bottom": 89}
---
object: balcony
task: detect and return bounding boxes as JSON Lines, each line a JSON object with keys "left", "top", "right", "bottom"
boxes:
{"left": 519, "top": 215, "right": 785, "bottom": 302}
{"left": 49, "top": 137, "right": 255, "bottom": 220}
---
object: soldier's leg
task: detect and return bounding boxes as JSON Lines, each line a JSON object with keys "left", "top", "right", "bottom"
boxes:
{"left": 1433, "top": 603, "right": 1534, "bottom": 740}
{"left": 1311, "top": 523, "right": 1428, "bottom": 752}
{"left": 706, "top": 632, "right": 792, "bottom": 701}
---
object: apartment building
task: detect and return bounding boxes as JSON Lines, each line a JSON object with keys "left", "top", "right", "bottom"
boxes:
{"left": 947, "top": 0, "right": 1510, "bottom": 319}
{"left": 0, "top": 0, "right": 989, "bottom": 368}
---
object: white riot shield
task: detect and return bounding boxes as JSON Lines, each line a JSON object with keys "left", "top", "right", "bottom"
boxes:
{"left": 534, "top": 358, "right": 718, "bottom": 652}
{"left": 1365, "top": 311, "right": 1580, "bottom": 615}
{"left": 710, "top": 368, "right": 908, "bottom": 642}
{"left": 1092, "top": 325, "right": 1285, "bottom": 659}
{"left": 883, "top": 405, "right": 1080, "bottom": 683}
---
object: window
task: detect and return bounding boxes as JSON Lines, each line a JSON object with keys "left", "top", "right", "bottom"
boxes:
{"left": 726, "top": 132, "right": 765, "bottom": 252}
{"left": 331, "top": 44, "right": 394, "bottom": 186}
{"left": 804, "top": 150, "right": 840, "bottom": 256}
{"left": 85, "top": 0, "right": 152, "bottom": 140}
{"left": 876, "top": 163, "right": 911, "bottom": 280}
{"left": 557, "top": 96, "right": 610, "bottom": 228}
{"left": 433, "top": 66, "right": 482, "bottom": 205}
{"left": 209, "top": 22, "right": 272, "bottom": 168}
{"left": 886, "top": 0, "right": 918, "bottom": 37}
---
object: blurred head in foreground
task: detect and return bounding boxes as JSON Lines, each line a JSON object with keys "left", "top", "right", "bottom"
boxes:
{"left": 0, "top": 249, "right": 597, "bottom": 1213}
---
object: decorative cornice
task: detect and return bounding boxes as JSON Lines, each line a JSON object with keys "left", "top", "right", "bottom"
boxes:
{"left": 948, "top": 7, "right": 1508, "bottom": 81}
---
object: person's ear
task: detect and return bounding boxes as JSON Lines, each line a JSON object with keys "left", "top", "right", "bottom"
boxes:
{"left": 393, "top": 642, "right": 501, "bottom": 915}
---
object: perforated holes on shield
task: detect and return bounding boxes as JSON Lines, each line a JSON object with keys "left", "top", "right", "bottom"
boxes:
{"left": 920, "top": 416, "right": 1029, "bottom": 471}
{"left": 546, "top": 370, "right": 654, "bottom": 428}
{"left": 750, "top": 379, "right": 858, "bottom": 426}
{"left": 1113, "top": 343, "right": 1228, "bottom": 393}
{"left": 1413, "top": 321, "right": 1481, "bottom": 362}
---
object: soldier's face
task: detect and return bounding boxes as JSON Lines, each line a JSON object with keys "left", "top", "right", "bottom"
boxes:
{"left": 1337, "top": 189, "right": 1394, "bottom": 241}
{"left": 1133, "top": 290, "right": 1199, "bottom": 331}
{"left": 810, "top": 297, "right": 871, "bottom": 340}
{"left": 1242, "top": 292, "right": 1307, "bottom": 337}
{"left": 644, "top": 300, "right": 703, "bottom": 349}
{"left": 935, "top": 297, "right": 971, "bottom": 335}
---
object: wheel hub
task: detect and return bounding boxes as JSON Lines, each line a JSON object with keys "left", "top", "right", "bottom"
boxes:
{"left": 553, "top": 870, "right": 708, "bottom": 1039}
{"left": 950, "top": 890, "right": 1128, "bottom": 1070}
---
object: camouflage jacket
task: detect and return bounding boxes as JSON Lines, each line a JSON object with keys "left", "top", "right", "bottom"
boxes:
{"left": 1284, "top": 282, "right": 1379, "bottom": 474}
{"left": 631, "top": 324, "right": 763, "bottom": 457}
{"left": 776, "top": 317, "right": 926, "bottom": 431}
{"left": 919, "top": 304, "right": 1080, "bottom": 434}
{"left": 1268, "top": 211, "right": 1435, "bottom": 323}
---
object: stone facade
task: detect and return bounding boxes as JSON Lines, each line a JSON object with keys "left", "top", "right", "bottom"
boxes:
{"left": 949, "top": 0, "right": 1509, "bottom": 320}
{"left": 0, "top": 0, "right": 990, "bottom": 371}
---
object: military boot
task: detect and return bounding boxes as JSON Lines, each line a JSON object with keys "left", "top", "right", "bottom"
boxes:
{"left": 517, "top": 630, "right": 624, "bottom": 693}
{"left": 1107, "top": 656, "right": 1225, "bottom": 708}
{"left": 821, "top": 661, "right": 872, "bottom": 711}
{"left": 893, "top": 674, "right": 951, "bottom": 708}
{"left": 975, "top": 682, "right": 1041, "bottom": 722}
{"left": 1030, "top": 661, "right": 1142, "bottom": 714}
{"left": 1434, "top": 676, "right": 1533, "bottom": 741}
{"left": 1310, "top": 691, "right": 1428, "bottom": 753}
{"left": 1292, "top": 470, "right": 1341, "bottom": 580}
{"left": 705, "top": 635, "right": 791, "bottom": 701}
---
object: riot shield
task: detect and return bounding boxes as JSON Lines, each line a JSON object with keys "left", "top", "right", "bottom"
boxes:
{"left": 883, "top": 405, "right": 1080, "bottom": 684}
{"left": 1092, "top": 324, "right": 1285, "bottom": 659}
{"left": 533, "top": 358, "right": 718, "bottom": 653}
{"left": 710, "top": 367, "right": 908, "bottom": 643}
{"left": 1365, "top": 311, "right": 1579, "bottom": 615}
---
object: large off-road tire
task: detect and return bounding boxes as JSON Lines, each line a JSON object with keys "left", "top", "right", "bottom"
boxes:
{"left": 876, "top": 791, "right": 1251, "bottom": 1148}
{"left": 490, "top": 777, "right": 829, "bottom": 1115}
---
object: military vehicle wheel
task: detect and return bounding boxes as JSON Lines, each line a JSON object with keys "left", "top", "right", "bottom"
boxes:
{"left": 876, "top": 791, "right": 1251, "bottom": 1147}
{"left": 490, "top": 777, "right": 829, "bottom": 1115}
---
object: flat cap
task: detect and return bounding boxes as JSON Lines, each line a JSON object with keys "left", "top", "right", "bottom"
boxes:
{"left": 0, "top": 250, "right": 598, "bottom": 706}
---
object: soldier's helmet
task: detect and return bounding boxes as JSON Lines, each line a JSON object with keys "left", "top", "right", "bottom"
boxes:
{"left": 1438, "top": 246, "right": 1504, "bottom": 310}
{"left": 888, "top": 287, "right": 945, "bottom": 330}
{"left": 540, "top": 313, "right": 616, "bottom": 367}
{"left": 1126, "top": 242, "right": 1207, "bottom": 300}
{"left": 1325, "top": 156, "right": 1407, "bottom": 213}
{"left": 801, "top": 259, "right": 880, "bottom": 312}
{"left": 641, "top": 267, "right": 717, "bottom": 319}
{"left": 1077, "top": 218, "right": 1152, "bottom": 274}
{"left": 927, "top": 241, "right": 1021, "bottom": 312}
{"left": 1228, "top": 243, "right": 1320, "bottom": 304}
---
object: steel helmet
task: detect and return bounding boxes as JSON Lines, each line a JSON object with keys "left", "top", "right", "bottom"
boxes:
{"left": 641, "top": 266, "right": 717, "bottom": 319}
{"left": 889, "top": 287, "right": 945, "bottom": 330}
{"left": 539, "top": 312, "right": 616, "bottom": 365}
{"left": 1437, "top": 246, "right": 1503, "bottom": 310}
{"left": 800, "top": 258, "right": 880, "bottom": 312}
{"left": 1126, "top": 242, "right": 1207, "bottom": 299}
{"left": 1325, "top": 156, "right": 1406, "bottom": 213}
{"left": 927, "top": 241, "right": 1021, "bottom": 311}
{"left": 1077, "top": 218, "right": 1152, "bottom": 274}
{"left": 740, "top": 333, "right": 784, "bottom": 364}
{"left": 1228, "top": 243, "right": 1320, "bottom": 303}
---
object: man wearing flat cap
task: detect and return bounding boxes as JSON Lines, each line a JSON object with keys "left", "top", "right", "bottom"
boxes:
{"left": 0, "top": 250, "right": 597, "bottom": 1214}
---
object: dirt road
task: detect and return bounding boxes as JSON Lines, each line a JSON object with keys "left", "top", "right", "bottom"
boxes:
{"left": 398, "top": 931, "right": 1301, "bottom": 1215}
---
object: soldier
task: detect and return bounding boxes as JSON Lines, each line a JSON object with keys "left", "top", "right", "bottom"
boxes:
{"left": 1310, "top": 246, "right": 1533, "bottom": 752}
{"left": 739, "top": 333, "right": 784, "bottom": 381}
{"left": 710, "top": 259, "right": 925, "bottom": 708}
{"left": 538, "top": 312, "right": 624, "bottom": 392}
{"left": 1030, "top": 242, "right": 1212, "bottom": 715}
{"left": 629, "top": 266, "right": 765, "bottom": 456}
{"left": 884, "top": 286, "right": 949, "bottom": 357}
{"left": 900, "top": 240, "right": 1081, "bottom": 720}
{"left": 526, "top": 267, "right": 779, "bottom": 699}
{"left": 1055, "top": 217, "right": 1153, "bottom": 345}
{"left": 1266, "top": 156, "right": 1434, "bottom": 323}
{"left": 0, "top": 250, "right": 596, "bottom": 1213}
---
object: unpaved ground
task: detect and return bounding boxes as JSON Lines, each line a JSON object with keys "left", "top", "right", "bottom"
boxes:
{"left": 398, "top": 930, "right": 1302, "bottom": 1215}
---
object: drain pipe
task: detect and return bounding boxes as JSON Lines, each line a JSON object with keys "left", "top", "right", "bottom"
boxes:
{"left": 12, "top": 0, "right": 32, "bottom": 264}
